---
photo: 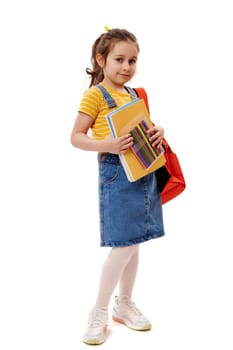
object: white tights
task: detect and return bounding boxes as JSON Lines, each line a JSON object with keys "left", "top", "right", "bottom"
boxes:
{"left": 95, "top": 244, "right": 139, "bottom": 309}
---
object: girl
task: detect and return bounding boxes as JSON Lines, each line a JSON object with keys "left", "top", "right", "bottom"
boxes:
{"left": 71, "top": 28, "right": 165, "bottom": 345}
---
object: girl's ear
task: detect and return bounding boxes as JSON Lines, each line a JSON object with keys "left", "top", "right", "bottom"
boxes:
{"left": 96, "top": 53, "right": 105, "bottom": 68}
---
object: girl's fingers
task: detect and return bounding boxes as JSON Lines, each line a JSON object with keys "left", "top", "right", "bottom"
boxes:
{"left": 119, "top": 134, "right": 133, "bottom": 153}
{"left": 121, "top": 134, "right": 133, "bottom": 144}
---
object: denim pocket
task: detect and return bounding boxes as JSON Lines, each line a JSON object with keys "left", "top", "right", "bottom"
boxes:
{"left": 99, "top": 162, "right": 120, "bottom": 184}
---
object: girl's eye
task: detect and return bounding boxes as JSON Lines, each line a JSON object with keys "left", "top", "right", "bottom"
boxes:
{"left": 115, "top": 58, "right": 137, "bottom": 64}
{"left": 129, "top": 59, "right": 137, "bottom": 65}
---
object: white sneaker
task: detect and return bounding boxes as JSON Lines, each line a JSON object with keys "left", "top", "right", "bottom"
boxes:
{"left": 82, "top": 306, "right": 108, "bottom": 345}
{"left": 112, "top": 295, "right": 152, "bottom": 331}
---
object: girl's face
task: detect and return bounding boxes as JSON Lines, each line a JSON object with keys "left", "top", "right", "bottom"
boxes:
{"left": 99, "top": 40, "right": 139, "bottom": 90}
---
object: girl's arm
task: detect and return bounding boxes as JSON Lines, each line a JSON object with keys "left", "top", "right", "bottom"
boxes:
{"left": 70, "top": 112, "right": 133, "bottom": 154}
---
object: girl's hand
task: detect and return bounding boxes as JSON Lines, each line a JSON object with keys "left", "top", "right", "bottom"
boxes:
{"left": 104, "top": 134, "right": 133, "bottom": 154}
{"left": 146, "top": 125, "right": 164, "bottom": 148}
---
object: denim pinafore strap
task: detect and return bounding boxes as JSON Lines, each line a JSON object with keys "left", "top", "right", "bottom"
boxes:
{"left": 96, "top": 85, "right": 138, "bottom": 109}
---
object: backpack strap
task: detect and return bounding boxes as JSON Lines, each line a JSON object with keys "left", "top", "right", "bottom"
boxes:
{"left": 133, "top": 87, "right": 150, "bottom": 113}
{"left": 96, "top": 85, "right": 138, "bottom": 108}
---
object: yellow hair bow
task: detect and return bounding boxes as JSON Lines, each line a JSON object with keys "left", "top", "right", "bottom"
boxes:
{"left": 104, "top": 26, "right": 111, "bottom": 32}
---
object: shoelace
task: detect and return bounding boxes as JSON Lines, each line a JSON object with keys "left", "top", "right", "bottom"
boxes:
{"left": 123, "top": 300, "right": 142, "bottom": 316}
{"left": 88, "top": 309, "right": 107, "bottom": 328}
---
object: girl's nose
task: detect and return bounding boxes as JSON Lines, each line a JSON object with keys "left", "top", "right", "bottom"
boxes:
{"left": 122, "top": 62, "right": 130, "bottom": 70}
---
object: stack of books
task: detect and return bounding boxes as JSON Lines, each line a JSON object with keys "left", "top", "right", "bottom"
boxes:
{"left": 106, "top": 98, "right": 165, "bottom": 182}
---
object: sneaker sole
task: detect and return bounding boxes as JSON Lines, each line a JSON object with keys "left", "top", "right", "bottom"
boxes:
{"left": 112, "top": 315, "right": 152, "bottom": 331}
{"left": 82, "top": 326, "right": 107, "bottom": 345}
{"left": 83, "top": 338, "right": 105, "bottom": 345}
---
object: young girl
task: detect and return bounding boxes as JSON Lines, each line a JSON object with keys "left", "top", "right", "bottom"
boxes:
{"left": 71, "top": 28, "right": 165, "bottom": 345}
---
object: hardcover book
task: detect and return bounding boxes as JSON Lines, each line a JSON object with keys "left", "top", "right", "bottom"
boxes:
{"left": 106, "top": 98, "right": 166, "bottom": 182}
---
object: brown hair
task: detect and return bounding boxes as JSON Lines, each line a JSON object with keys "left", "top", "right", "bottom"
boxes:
{"left": 86, "top": 28, "right": 139, "bottom": 87}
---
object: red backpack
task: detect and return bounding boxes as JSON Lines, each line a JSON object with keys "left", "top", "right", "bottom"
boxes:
{"left": 134, "top": 87, "right": 186, "bottom": 204}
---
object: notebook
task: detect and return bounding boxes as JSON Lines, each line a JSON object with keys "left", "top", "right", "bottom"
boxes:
{"left": 106, "top": 98, "right": 166, "bottom": 182}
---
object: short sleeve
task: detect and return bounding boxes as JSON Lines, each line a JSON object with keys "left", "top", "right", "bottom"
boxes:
{"left": 78, "top": 86, "right": 103, "bottom": 120}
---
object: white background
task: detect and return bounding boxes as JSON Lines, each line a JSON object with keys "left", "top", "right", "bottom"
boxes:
{"left": 0, "top": 0, "right": 233, "bottom": 349}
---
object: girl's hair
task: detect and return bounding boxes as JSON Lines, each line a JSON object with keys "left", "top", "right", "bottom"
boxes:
{"left": 86, "top": 28, "right": 139, "bottom": 87}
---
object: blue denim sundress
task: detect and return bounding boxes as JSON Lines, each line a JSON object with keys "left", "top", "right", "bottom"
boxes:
{"left": 96, "top": 85, "right": 165, "bottom": 247}
{"left": 98, "top": 153, "right": 165, "bottom": 247}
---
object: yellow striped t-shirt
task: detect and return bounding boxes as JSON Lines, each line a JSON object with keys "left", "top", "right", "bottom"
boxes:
{"left": 78, "top": 83, "right": 134, "bottom": 140}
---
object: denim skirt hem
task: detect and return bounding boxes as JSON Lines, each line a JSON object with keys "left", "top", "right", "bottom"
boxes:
{"left": 100, "top": 231, "right": 165, "bottom": 247}
{"left": 98, "top": 153, "right": 165, "bottom": 248}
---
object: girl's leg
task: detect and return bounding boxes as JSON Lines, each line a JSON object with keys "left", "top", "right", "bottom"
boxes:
{"left": 112, "top": 244, "right": 151, "bottom": 331}
{"left": 95, "top": 245, "right": 138, "bottom": 308}
{"left": 119, "top": 244, "right": 139, "bottom": 299}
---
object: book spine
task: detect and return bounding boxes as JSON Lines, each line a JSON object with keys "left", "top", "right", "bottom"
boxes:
{"left": 130, "top": 126, "right": 157, "bottom": 169}
{"left": 130, "top": 129, "right": 151, "bottom": 168}
{"left": 131, "top": 140, "right": 149, "bottom": 169}
{"left": 137, "top": 124, "right": 158, "bottom": 160}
